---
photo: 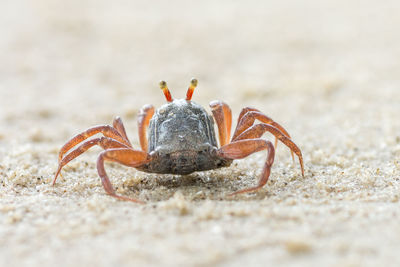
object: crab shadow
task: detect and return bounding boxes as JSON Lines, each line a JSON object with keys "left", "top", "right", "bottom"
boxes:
{"left": 122, "top": 167, "right": 275, "bottom": 202}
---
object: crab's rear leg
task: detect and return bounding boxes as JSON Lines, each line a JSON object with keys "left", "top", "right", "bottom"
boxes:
{"left": 53, "top": 137, "right": 129, "bottom": 185}
{"left": 234, "top": 123, "right": 304, "bottom": 177}
{"left": 97, "top": 148, "right": 150, "bottom": 203}
{"left": 236, "top": 107, "right": 259, "bottom": 124}
{"left": 58, "top": 125, "right": 130, "bottom": 163}
{"left": 232, "top": 110, "right": 295, "bottom": 162}
{"left": 112, "top": 116, "right": 132, "bottom": 147}
{"left": 233, "top": 108, "right": 292, "bottom": 141}
{"left": 217, "top": 139, "right": 275, "bottom": 195}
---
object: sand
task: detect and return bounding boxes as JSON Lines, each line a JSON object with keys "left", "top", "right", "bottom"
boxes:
{"left": 1, "top": 0, "right": 400, "bottom": 266}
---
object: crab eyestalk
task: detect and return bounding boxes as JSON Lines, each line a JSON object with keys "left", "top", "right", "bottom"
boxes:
{"left": 159, "top": 80, "right": 173, "bottom": 102}
{"left": 186, "top": 78, "right": 198, "bottom": 101}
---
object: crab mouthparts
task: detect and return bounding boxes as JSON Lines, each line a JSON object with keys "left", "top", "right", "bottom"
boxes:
{"left": 168, "top": 151, "right": 196, "bottom": 164}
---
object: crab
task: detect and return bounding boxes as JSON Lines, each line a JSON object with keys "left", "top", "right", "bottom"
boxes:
{"left": 53, "top": 78, "right": 304, "bottom": 203}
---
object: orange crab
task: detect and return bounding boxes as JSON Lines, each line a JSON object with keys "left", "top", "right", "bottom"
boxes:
{"left": 54, "top": 79, "right": 304, "bottom": 203}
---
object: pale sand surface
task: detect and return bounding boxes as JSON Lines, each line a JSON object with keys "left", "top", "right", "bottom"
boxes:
{"left": 1, "top": 1, "right": 400, "bottom": 266}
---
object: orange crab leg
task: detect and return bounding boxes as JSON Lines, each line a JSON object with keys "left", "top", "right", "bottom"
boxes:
{"left": 53, "top": 137, "right": 129, "bottom": 185}
{"left": 232, "top": 110, "right": 292, "bottom": 142}
{"left": 57, "top": 125, "right": 129, "bottom": 163}
{"left": 217, "top": 139, "right": 275, "bottom": 195}
{"left": 210, "top": 100, "right": 232, "bottom": 147}
{"left": 234, "top": 123, "right": 304, "bottom": 177}
{"left": 112, "top": 116, "right": 132, "bottom": 147}
{"left": 97, "top": 148, "right": 150, "bottom": 203}
{"left": 232, "top": 109, "right": 294, "bottom": 161}
{"left": 137, "top": 104, "right": 155, "bottom": 152}
{"left": 236, "top": 107, "right": 259, "bottom": 124}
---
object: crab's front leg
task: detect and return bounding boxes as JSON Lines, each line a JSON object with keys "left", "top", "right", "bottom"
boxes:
{"left": 209, "top": 101, "right": 232, "bottom": 146}
{"left": 137, "top": 104, "right": 155, "bottom": 152}
{"left": 97, "top": 148, "right": 150, "bottom": 203}
{"left": 217, "top": 139, "right": 275, "bottom": 195}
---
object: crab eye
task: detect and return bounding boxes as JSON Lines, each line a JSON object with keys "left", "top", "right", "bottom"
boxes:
{"left": 159, "top": 80, "right": 173, "bottom": 102}
{"left": 186, "top": 78, "right": 198, "bottom": 101}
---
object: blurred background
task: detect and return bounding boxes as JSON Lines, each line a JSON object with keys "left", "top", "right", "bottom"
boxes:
{"left": 1, "top": 0, "right": 400, "bottom": 266}
{"left": 1, "top": 0, "right": 399, "bottom": 143}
